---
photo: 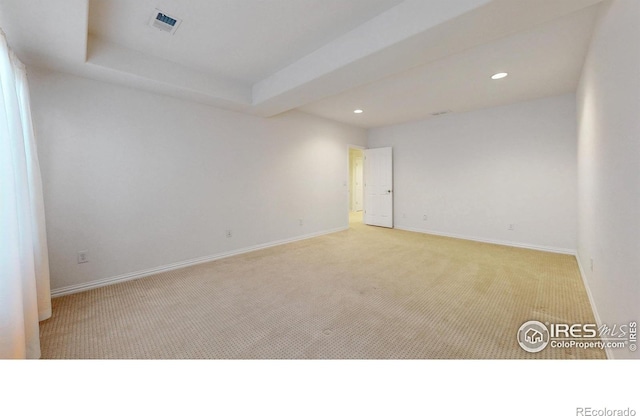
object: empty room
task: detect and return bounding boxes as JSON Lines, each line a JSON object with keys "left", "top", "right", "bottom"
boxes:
{"left": 1, "top": 0, "right": 638, "bottom": 372}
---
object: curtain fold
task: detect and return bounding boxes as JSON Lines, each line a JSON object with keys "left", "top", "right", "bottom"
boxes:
{"left": 0, "top": 29, "right": 51, "bottom": 359}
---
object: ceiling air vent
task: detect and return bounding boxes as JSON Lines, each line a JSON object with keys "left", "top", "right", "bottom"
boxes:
{"left": 431, "top": 110, "right": 451, "bottom": 116}
{"left": 150, "top": 9, "right": 181, "bottom": 35}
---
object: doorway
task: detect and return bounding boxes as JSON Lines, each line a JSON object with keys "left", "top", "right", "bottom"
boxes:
{"left": 349, "top": 147, "right": 364, "bottom": 224}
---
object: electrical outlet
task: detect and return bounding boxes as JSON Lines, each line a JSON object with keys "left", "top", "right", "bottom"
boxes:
{"left": 402, "top": 213, "right": 406, "bottom": 218}
{"left": 299, "top": 219, "right": 304, "bottom": 226}
{"left": 423, "top": 214, "right": 428, "bottom": 221}
{"left": 77, "top": 250, "right": 89, "bottom": 264}
{"left": 225, "top": 230, "right": 232, "bottom": 238}
{"left": 508, "top": 224, "right": 515, "bottom": 231}
{"left": 590, "top": 258, "right": 594, "bottom": 272}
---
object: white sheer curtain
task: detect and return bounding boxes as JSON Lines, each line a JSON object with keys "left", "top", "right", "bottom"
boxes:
{"left": 0, "top": 30, "right": 51, "bottom": 359}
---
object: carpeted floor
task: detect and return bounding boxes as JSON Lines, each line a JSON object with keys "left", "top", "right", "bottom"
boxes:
{"left": 40, "top": 212, "right": 605, "bottom": 359}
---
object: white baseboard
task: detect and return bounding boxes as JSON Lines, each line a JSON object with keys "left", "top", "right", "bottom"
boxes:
{"left": 394, "top": 225, "right": 577, "bottom": 255}
{"left": 51, "top": 226, "right": 348, "bottom": 298}
{"left": 575, "top": 253, "right": 612, "bottom": 360}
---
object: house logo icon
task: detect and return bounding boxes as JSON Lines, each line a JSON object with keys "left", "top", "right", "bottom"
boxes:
{"left": 525, "top": 328, "right": 543, "bottom": 343}
{"left": 517, "top": 320, "right": 549, "bottom": 353}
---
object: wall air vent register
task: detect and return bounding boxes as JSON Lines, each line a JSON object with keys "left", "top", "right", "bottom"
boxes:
{"left": 150, "top": 9, "right": 181, "bottom": 35}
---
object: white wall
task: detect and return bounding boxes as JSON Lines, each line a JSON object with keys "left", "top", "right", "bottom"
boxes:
{"left": 28, "top": 68, "right": 366, "bottom": 293}
{"left": 577, "top": 0, "right": 639, "bottom": 359}
{"left": 368, "top": 94, "right": 577, "bottom": 252}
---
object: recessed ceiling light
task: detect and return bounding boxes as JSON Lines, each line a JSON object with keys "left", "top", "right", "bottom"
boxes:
{"left": 491, "top": 72, "right": 508, "bottom": 80}
{"left": 353, "top": 109, "right": 364, "bottom": 114}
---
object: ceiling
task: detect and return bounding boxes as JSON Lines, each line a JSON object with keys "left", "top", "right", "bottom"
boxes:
{"left": 88, "top": 0, "right": 404, "bottom": 84}
{"left": 0, "top": 0, "right": 603, "bottom": 128}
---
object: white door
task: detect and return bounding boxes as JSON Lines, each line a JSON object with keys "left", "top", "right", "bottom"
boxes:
{"left": 364, "top": 147, "right": 393, "bottom": 228}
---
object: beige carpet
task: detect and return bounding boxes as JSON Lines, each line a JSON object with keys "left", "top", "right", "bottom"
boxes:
{"left": 40, "top": 212, "right": 605, "bottom": 359}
